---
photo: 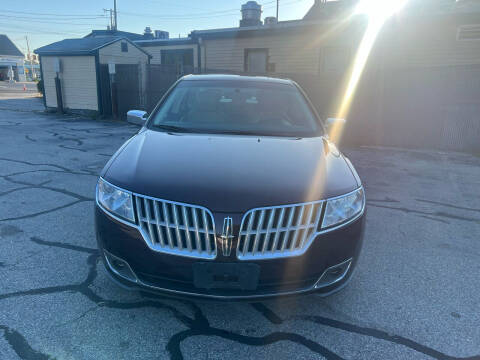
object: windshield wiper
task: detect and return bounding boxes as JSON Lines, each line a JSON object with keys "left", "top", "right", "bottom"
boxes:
{"left": 152, "top": 124, "right": 202, "bottom": 133}
{"left": 207, "top": 130, "right": 268, "bottom": 136}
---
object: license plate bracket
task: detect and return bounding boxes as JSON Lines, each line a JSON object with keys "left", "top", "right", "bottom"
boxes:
{"left": 193, "top": 263, "right": 260, "bottom": 290}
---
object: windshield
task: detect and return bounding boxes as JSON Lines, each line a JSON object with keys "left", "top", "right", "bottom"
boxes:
{"left": 148, "top": 79, "right": 322, "bottom": 137}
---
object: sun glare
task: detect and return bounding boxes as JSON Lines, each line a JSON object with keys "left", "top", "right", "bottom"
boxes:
{"left": 355, "top": 0, "right": 408, "bottom": 20}
{"left": 329, "top": 0, "right": 407, "bottom": 143}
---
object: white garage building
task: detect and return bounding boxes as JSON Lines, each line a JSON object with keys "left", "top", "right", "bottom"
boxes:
{"left": 0, "top": 35, "right": 25, "bottom": 82}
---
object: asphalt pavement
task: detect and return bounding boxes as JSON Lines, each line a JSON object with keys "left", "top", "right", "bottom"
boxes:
{"left": 0, "top": 92, "right": 479, "bottom": 360}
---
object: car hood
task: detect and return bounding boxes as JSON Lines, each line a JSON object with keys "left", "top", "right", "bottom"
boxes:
{"left": 102, "top": 129, "right": 359, "bottom": 213}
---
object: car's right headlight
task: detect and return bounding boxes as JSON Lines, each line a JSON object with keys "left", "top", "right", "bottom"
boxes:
{"left": 321, "top": 187, "right": 365, "bottom": 229}
{"left": 96, "top": 178, "right": 135, "bottom": 222}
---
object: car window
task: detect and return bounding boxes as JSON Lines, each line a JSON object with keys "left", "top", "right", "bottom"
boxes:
{"left": 149, "top": 80, "right": 322, "bottom": 137}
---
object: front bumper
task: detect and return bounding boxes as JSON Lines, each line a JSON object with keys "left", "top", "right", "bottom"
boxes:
{"left": 95, "top": 205, "right": 365, "bottom": 301}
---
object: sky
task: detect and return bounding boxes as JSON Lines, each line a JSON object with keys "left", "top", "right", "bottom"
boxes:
{"left": 1, "top": 0, "right": 314, "bottom": 55}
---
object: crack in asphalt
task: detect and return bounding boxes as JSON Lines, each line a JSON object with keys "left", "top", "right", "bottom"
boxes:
{"left": 0, "top": 157, "right": 72, "bottom": 173}
{"left": 415, "top": 199, "right": 480, "bottom": 213}
{"left": 2, "top": 169, "right": 98, "bottom": 179}
{"left": 2, "top": 175, "right": 93, "bottom": 202}
{"left": 0, "top": 200, "right": 89, "bottom": 222}
{"left": 1, "top": 237, "right": 478, "bottom": 360}
{"left": 1, "top": 117, "right": 479, "bottom": 359}
{"left": 368, "top": 203, "right": 480, "bottom": 224}
{"left": 253, "top": 304, "right": 480, "bottom": 360}
{"left": 293, "top": 315, "right": 480, "bottom": 360}
{"left": 1, "top": 239, "right": 343, "bottom": 359}
{"left": 0, "top": 325, "right": 52, "bottom": 360}
{"left": 58, "top": 145, "right": 87, "bottom": 153}
{"left": 0, "top": 161, "right": 95, "bottom": 222}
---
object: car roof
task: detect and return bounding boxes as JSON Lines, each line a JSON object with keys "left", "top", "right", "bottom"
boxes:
{"left": 181, "top": 74, "right": 294, "bottom": 85}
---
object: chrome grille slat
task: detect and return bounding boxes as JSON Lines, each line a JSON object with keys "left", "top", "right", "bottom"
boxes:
{"left": 262, "top": 209, "right": 276, "bottom": 254}
{"left": 135, "top": 195, "right": 216, "bottom": 259}
{"left": 152, "top": 201, "right": 165, "bottom": 247}
{"left": 270, "top": 208, "right": 285, "bottom": 253}
{"left": 237, "top": 201, "right": 324, "bottom": 260}
{"left": 181, "top": 206, "right": 192, "bottom": 251}
{"left": 299, "top": 204, "right": 315, "bottom": 249}
{"left": 143, "top": 198, "right": 156, "bottom": 245}
{"left": 280, "top": 207, "right": 295, "bottom": 252}
{"left": 172, "top": 204, "right": 182, "bottom": 250}
{"left": 252, "top": 209, "right": 265, "bottom": 254}
{"left": 192, "top": 208, "right": 202, "bottom": 252}
{"left": 289, "top": 205, "right": 305, "bottom": 251}
{"left": 162, "top": 202, "right": 174, "bottom": 249}
{"left": 242, "top": 212, "right": 255, "bottom": 256}
{"left": 201, "top": 210, "right": 212, "bottom": 255}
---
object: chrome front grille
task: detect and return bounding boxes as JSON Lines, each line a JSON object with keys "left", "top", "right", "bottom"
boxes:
{"left": 237, "top": 201, "right": 324, "bottom": 260}
{"left": 134, "top": 195, "right": 217, "bottom": 259}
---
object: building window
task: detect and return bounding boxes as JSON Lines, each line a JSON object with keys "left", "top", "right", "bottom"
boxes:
{"left": 244, "top": 48, "right": 268, "bottom": 73}
{"left": 457, "top": 25, "right": 480, "bottom": 41}
{"left": 121, "top": 42, "right": 128, "bottom": 52}
{"left": 321, "top": 47, "right": 351, "bottom": 73}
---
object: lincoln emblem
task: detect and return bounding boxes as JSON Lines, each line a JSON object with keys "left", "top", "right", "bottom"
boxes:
{"left": 219, "top": 217, "right": 234, "bottom": 257}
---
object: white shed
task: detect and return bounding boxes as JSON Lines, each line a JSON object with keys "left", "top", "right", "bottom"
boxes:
{"left": 35, "top": 37, "right": 151, "bottom": 117}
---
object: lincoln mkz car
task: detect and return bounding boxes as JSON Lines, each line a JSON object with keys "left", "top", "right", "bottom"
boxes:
{"left": 95, "top": 75, "right": 366, "bottom": 300}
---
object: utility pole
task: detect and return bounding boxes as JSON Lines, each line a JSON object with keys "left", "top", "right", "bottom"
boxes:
{"left": 276, "top": 0, "right": 279, "bottom": 20}
{"left": 103, "top": 9, "right": 114, "bottom": 29}
{"left": 114, "top": 0, "right": 118, "bottom": 30}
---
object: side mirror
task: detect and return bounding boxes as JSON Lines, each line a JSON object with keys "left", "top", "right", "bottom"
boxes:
{"left": 127, "top": 110, "right": 148, "bottom": 126}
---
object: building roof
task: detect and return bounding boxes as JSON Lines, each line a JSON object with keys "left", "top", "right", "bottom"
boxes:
{"left": 0, "top": 35, "right": 24, "bottom": 57}
{"left": 84, "top": 29, "right": 147, "bottom": 41}
{"left": 189, "top": 17, "right": 365, "bottom": 40}
{"left": 34, "top": 36, "right": 151, "bottom": 58}
{"left": 136, "top": 37, "right": 195, "bottom": 47}
{"left": 190, "top": 20, "right": 324, "bottom": 39}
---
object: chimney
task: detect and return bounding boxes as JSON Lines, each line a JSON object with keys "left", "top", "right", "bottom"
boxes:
{"left": 240, "top": 1, "right": 262, "bottom": 27}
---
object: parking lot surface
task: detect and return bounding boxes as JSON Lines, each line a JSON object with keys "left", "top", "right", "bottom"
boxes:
{"left": 0, "top": 96, "right": 479, "bottom": 360}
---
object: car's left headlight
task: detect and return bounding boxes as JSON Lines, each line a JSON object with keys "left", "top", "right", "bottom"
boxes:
{"left": 322, "top": 187, "right": 365, "bottom": 229}
{"left": 97, "top": 178, "right": 135, "bottom": 222}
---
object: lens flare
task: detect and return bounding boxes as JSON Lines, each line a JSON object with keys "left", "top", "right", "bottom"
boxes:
{"left": 330, "top": 0, "right": 408, "bottom": 143}
{"left": 306, "top": 1, "right": 408, "bottom": 204}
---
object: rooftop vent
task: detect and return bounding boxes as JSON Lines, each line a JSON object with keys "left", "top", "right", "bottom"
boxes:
{"left": 240, "top": 1, "right": 262, "bottom": 27}
{"left": 143, "top": 26, "right": 154, "bottom": 39}
{"left": 264, "top": 16, "right": 278, "bottom": 25}
{"left": 154, "top": 30, "right": 169, "bottom": 39}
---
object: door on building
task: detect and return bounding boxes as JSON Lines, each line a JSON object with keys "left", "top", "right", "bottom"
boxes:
{"left": 99, "top": 65, "right": 112, "bottom": 117}
{"left": 245, "top": 48, "right": 268, "bottom": 74}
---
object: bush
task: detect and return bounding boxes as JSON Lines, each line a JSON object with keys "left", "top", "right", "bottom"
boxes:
{"left": 36, "top": 79, "right": 44, "bottom": 94}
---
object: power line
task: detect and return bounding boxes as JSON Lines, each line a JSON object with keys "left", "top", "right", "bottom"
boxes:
{"left": 0, "top": 15, "right": 108, "bottom": 26}
{"left": 0, "top": 25, "right": 87, "bottom": 37}
{"left": 0, "top": 14, "right": 107, "bottom": 21}
{"left": 118, "top": 0, "right": 307, "bottom": 20}
{"left": 2, "top": 9, "right": 107, "bottom": 17}
{"left": 117, "top": 1, "right": 278, "bottom": 19}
